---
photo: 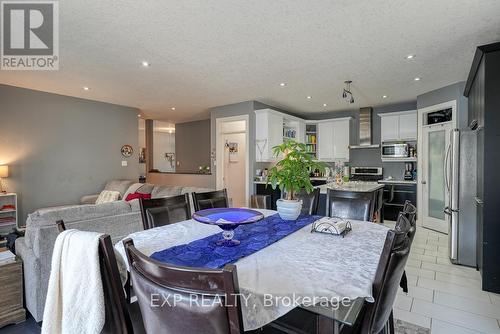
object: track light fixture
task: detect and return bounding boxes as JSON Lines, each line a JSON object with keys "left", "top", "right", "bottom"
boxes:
{"left": 342, "top": 80, "right": 355, "bottom": 104}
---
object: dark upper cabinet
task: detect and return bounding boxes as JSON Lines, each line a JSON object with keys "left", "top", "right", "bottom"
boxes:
{"left": 464, "top": 42, "right": 500, "bottom": 293}
{"left": 467, "top": 59, "right": 485, "bottom": 128}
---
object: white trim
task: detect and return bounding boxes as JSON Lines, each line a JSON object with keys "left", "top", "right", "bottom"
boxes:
{"left": 254, "top": 108, "right": 304, "bottom": 122}
{"left": 378, "top": 110, "right": 417, "bottom": 118}
{"left": 215, "top": 115, "right": 250, "bottom": 206}
{"left": 305, "top": 117, "right": 353, "bottom": 124}
{"left": 417, "top": 100, "right": 457, "bottom": 230}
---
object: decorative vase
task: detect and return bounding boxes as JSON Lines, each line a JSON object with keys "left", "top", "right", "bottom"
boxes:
{"left": 276, "top": 199, "right": 302, "bottom": 220}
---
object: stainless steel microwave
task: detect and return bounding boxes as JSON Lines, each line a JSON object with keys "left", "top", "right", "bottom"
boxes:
{"left": 381, "top": 143, "right": 409, "bottom": 159}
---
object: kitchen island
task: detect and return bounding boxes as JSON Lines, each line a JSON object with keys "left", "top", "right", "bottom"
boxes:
{"left": 255, "top": 181, "right": 384, "bottom": 220}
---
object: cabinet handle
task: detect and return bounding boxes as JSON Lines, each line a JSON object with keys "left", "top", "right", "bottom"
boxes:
{"left": 474, "top": 197, "right": 484, "bottom": 205}
{"left": 421, "top": 181, "right": 427, "bottom": 185}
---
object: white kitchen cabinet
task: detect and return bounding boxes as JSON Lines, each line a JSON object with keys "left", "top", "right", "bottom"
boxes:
{"left": 255, "top": 109, "right": 283, "bottom": 161}
{"left": 317, "top": 122, "right": 334, "bottom": 161}
{"left": 317, "top": 118, "right": 351, "bottom": 162}
{"left": 379, "top": 110, "right": 417, "bottom": 142}
{"left": 398, "top": 112, "right": 417, "bottom": 140}
{"left": 332, "top": 119, "right": 350, "bottom": 161}
{"left": 380, "top": 114, "right": 400, "bottom": 142}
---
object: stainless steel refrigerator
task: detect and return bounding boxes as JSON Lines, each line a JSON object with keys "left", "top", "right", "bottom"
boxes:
{"left": 445, "top": 129, "right": 477, "bottom": 267}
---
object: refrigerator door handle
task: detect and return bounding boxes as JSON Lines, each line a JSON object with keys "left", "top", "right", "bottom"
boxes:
{"left": 444, "top": 141, "right": 451, "bottom": 192}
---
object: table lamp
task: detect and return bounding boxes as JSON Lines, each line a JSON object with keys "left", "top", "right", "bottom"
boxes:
{"left": 0, "top": 165, "right": 9, "bottom": 193}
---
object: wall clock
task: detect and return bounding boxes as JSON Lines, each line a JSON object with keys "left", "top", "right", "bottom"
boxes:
{"left": 121, "top": 145, "right": 133, "bottom": 157}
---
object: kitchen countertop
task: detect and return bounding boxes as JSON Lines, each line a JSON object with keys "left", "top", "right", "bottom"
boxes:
{"left": 315, "top": 182, "right": 384, "bottom": 194}
{"left": 254, "top": 177, "right": 327, "bottom": 185}
{"left": 378, "top": 179, "right": 417, "bottom": 185}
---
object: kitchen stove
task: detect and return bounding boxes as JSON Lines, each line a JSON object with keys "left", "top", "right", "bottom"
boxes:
{"left": 349, "top": 167, "right": 383, "bottom": 182}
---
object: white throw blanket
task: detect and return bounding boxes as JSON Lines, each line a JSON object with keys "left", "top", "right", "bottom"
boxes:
{"left": 42, "top": 229, "right": 105, "bottom": 334}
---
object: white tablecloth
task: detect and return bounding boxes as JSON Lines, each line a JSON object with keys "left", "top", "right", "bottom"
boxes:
{"left": 114, "top": 209, "right": 389, "bottom": 330}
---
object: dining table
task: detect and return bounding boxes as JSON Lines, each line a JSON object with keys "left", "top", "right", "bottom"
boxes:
{"left": 114, "top": 208, "right": 390, "bottom": 331}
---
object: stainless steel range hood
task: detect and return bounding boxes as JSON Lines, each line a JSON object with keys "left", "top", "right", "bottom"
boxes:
{"left": 349, "top": 107, "right": 380, "bottom": 149}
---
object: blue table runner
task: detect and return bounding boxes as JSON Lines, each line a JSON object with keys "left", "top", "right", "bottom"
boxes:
{"left": 150, "top": 213, "right": 321, "bottom": 269}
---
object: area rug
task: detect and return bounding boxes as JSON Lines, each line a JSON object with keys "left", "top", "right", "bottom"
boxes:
{"left": 395, "top": 319, "right": 430, "bottom": 334}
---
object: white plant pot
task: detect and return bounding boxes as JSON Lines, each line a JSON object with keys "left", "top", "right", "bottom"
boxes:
{"left": 276, "top": 199, "right": 302, "bottom": 221}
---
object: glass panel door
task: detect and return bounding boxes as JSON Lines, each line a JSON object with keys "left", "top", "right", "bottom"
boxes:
{"left": 422, "top": 123, "right": 452, "bottom": 233}
{"left": 428, "top": 130, "right": 446, "bottom": 220}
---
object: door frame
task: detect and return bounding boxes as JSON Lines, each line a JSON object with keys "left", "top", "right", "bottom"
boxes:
{"left": 215, "top": 115, "right": 250, "bottom": 206}
{"left": 417, "top": 100, "right": 457, "bottom": 231}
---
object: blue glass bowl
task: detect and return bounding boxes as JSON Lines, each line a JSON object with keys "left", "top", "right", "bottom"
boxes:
{"left": 192, "top": 208, "right": 264, "bottom": 246}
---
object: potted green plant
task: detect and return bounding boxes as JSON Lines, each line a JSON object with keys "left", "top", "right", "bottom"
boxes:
{"left": 267, "top": 140, "right": 326, "bottom": 220}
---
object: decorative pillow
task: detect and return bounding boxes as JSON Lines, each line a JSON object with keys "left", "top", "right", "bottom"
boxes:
{"left": 95, "top": 190, "right": 121, "bottom": 204}
{"left": 123, "top": 183, "right": 154, "bottom": 200}
{"left": 125, "top": 192, "right": 152, "bottom": 202}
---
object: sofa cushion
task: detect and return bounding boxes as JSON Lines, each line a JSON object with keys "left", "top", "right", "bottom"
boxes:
{"left": 123, "top": 183, "right": 154, "bottom": 200}
{"left": 28, "top": 201, "right": 133, "bottom": 227}
{"left": 104, "top": 180, "right": 135, "bottom": 196}
{"left": 95, "top": 190, "right": 121, "bottom": 204}
{"left": 151, "top": 185, "right": 182, "bottom": 198}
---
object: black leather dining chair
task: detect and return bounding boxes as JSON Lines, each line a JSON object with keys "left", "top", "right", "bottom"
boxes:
{"left": 356, "top": 228, "right": 412, "bottom": 334}
{"left": 395, "top": 211, "right": 416, "bottom": 294}
{"left": 295, "top": 188, "right": 321, "bottom": 215}
{"left": 402, "top": 200, "right": 417, "bottom": 227}
{"left": 139, "top": 194, "right": 191, "bottom": 230}
{"left": 123, "top": 238, "right": 244, "bottom": 334}
{"left": 56, "top": 220, "right": 145, "bottom": 334}
{"left": 327, "top": 190, "right": 372, "bottom": 221}
{"left": 192, "top": 189, "right": 229, "bottom": 212}
{"left": 266, "top": 228, "right": 413, "bottom": 334}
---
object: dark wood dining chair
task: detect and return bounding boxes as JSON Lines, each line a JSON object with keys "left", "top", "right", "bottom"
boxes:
{"left": 55, "top": 220, "right": 145, "bottom": 334}
{"left": 327, "top": 189, "right": 372, "bottom": 221}
{"left": 192, "top": 189, "right": 229, "bottom": 212}
{"left": 139, "top": 194, "right": 191, "bottom": 230}
{"left": 295, "top": 188, "right": 321, "bottom": 215}
{"left": 123, "top": 238, "right": 244, "bottom": 334}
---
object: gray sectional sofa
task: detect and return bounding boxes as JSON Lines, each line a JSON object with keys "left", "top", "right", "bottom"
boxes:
{"left": 15, "top": 180, "right": 213, "bottom": 322}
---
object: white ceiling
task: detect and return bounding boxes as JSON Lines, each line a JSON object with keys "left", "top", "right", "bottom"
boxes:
{"left": 1, "top": 0, "right": 499, "bottom": 123}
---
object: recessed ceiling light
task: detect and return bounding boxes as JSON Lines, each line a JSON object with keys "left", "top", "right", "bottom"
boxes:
{"left": 171, "top": 107, "right": 176, "bottom": 111}
{"left": 141, "top": 61, "right": 150, "bottom": 67}
{"left": 323, "top": 103, "right": 327, "bottom": 107}
{"left": 405, "top": 54, "right": 416, "bottom": 60}
{"left": 83, "top": 86, "right": 90, "bottom": 91}
{"left": 414, "top": 77, "right": 421, "bottom": 81}
{"left": 279, "top": 82, "right": 287, "bottom": 87}
{"left": 306, "top": 96, "right": 312, "bottom": 99}
{"left": 382, "top": 95, "right": 388, "bottom": 99}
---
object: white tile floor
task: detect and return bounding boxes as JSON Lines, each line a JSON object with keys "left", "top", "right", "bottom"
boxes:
{"left": 385, "top": 221, "right": 500, "bottom": 333}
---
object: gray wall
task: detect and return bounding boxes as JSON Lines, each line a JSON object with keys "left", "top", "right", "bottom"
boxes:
{"left": 0, "top": 84, "right": 140, "bottom": 223}
{"left": 210, "top": 101, "right": 256, "bottom": 190}
{"left": 175, "top": 119, "right": 211, "bottom": 173}
{"left": 417, "top": 81, "right": 468, "bottom": 129}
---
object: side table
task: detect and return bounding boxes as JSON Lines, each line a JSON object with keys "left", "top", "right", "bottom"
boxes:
{"left": 0, "top": 257, "right": 26, "bottom": 328}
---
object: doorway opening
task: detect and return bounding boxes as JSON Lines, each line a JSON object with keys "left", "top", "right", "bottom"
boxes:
{"left": 216, "top": 115, "right": 249, "bottom": 207}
